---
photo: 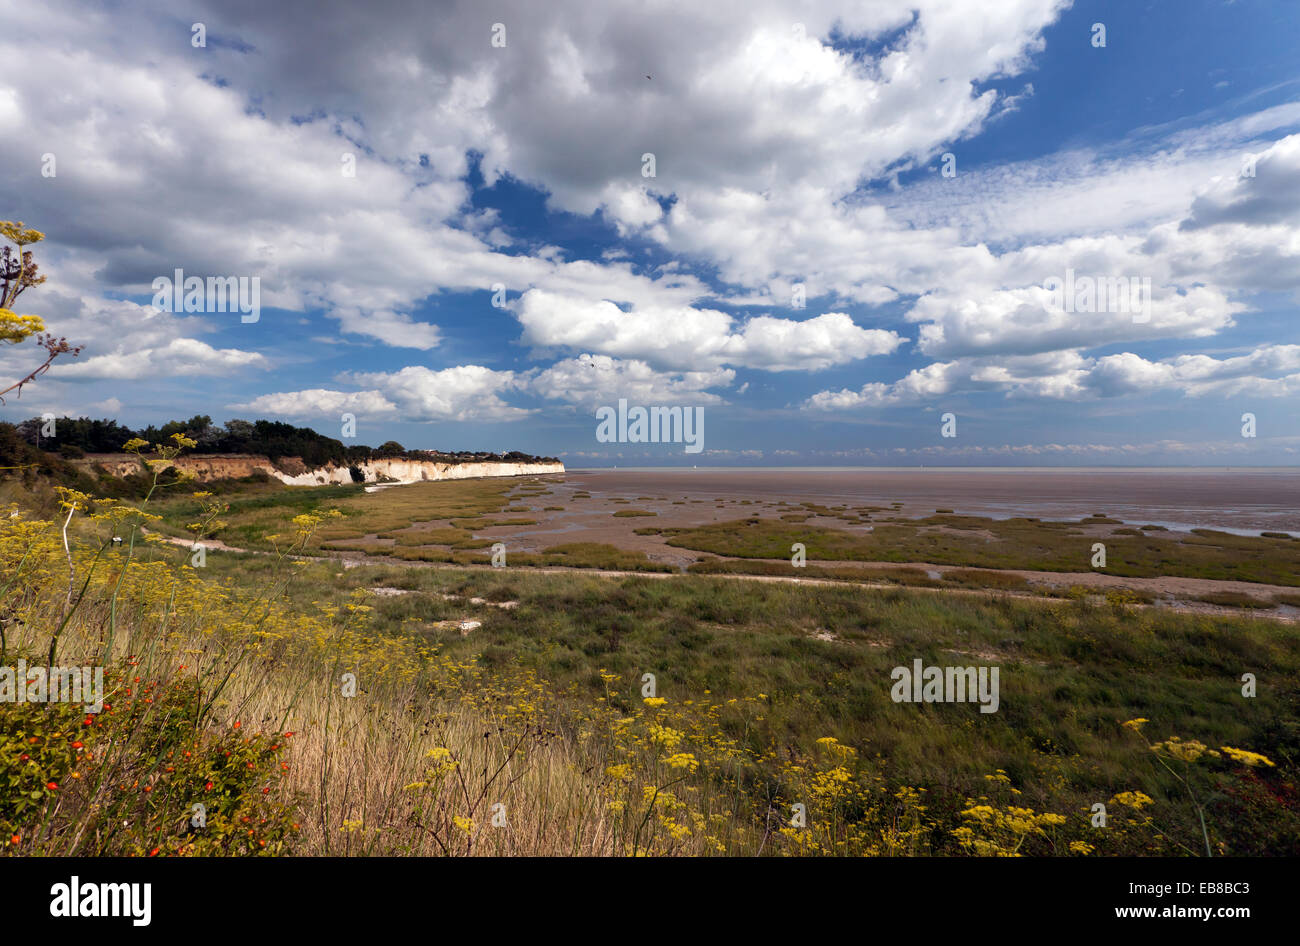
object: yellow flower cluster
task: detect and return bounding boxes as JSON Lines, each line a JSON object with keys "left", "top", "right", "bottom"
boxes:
{"left": 1219, "top": 746, "right": 1275, "bottom": 768}
{"left": 1111, "top": 791, "right": 1154, "bottom": 810}
{"left": 1150, "top": 737, "right": 1219, "bottom": 764}
{"left": 953, "top": 803, "right": 1067, "bottom": 856}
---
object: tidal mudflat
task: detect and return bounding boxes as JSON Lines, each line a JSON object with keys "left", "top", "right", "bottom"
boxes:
{"left": 563, "top": 468, "right": 1300, "bottom": 535}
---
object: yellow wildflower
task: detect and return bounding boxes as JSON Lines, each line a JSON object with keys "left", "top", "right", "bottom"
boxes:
{"left": 1219, "top": 746, "right": 1275, "bottom": 768}
{"left": 1111, "top": 791, "right": 1154, "bottom": 810}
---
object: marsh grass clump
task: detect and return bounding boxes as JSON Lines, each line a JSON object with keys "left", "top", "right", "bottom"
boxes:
{"left": 1192, "top": 591, "right": 1274, "bottom": 610}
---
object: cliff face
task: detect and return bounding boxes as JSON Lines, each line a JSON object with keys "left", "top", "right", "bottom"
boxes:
{"left": 81, "top": 453, "right": 565, "bottom": 485}
{"left": 275, "top": 458, "right": 566, "bottom": 486}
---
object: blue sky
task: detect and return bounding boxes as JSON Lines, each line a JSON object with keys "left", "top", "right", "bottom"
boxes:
{"left": 3, "top": 0, "right": 1299, "bottom": 465}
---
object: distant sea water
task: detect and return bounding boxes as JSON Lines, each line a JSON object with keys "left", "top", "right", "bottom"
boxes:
{"left": 562, "top": 467, "right": 1300, "bottom": 535}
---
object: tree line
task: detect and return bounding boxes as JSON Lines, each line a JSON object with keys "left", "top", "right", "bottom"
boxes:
{"left": 8, "top": 415, "right": 557, "bottom": 467}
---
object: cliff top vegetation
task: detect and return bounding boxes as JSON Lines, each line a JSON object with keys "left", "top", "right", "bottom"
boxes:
{"left": 4, "top": 415, "right": 559, "bottom": 468}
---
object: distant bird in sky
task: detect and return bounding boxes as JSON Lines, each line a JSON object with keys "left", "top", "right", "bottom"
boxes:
{"left": 645, "top": 74, "right": 652, "bottom": 80}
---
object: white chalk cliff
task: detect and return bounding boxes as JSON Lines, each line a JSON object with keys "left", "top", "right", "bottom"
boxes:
{"left": 83, "top": 453, "right": 564, "bottom": 485}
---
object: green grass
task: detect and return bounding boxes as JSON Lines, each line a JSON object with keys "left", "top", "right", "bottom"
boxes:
{"left": 381, "top": 526, "right": 494, "bottom": 550}
{"left": 690, "top": 558, "right": 943, "bottom": 587}
{"left": 940, "top": 568, "right": 1032, "bottom": 590}
{"left": 1192, "top": 591, "right": 1276, "bottom": 610}
{"left": 687, "top": 558, "right": 1037, "bottom": 592}
{"left": 449, "top": 517, "right": 538, "bottom": 528}
{"left": 513, "top": 543, "right": 674, "bottom": 571}
{"left": 316, "top": 541, "right": 673, "bottom": 571}
{"left": 633, "top": 526, "right": 687, "bottom": 537}
{"left": 151, "top": 476, "right": 529, "bottom": 550}
{"left": 667, "top": 515, "right": 1300, "bottom": 586}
